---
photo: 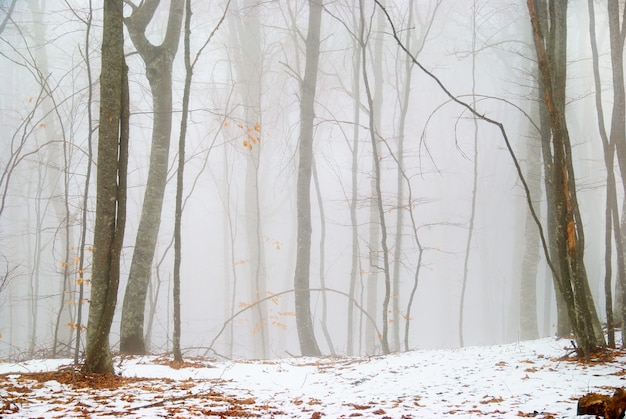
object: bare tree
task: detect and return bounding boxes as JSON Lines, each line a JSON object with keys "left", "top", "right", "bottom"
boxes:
{"left": 226, "top": 0, "right": 270, "bottom": 358}
{"left": 605, "top": 0, "right": 626, "bottom": 343}
{"left": 357, "top": 0, "right": 392, "bottom": 355}
{"left": 82, "top": 0, "right": 128, "bottom": 374}
{"left": 527, "top": 0, "right": 604, "bottom": 356}
{"left": 120, "top": 0, "right": 183, "bottom": 354}
{"left": 346, "top": 2, "right": 363, "bottom": 357}
{"left": 294, "top": 0, "right": 323, "bottom": 357}
{"left": 373, "top": 0, "right": 603, "bottom": 357}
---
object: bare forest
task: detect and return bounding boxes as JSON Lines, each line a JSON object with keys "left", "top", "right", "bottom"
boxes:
{"left": 1, "top": 0, "right": 624, "bottom": 371}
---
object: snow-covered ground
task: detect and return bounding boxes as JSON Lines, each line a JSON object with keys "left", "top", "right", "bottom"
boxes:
{"left": 0, "top": 337, "right": 623, "bottom": 418}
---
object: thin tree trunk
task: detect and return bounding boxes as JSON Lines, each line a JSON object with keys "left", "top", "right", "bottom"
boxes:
{"left": 228, "top": 0, "right": 269, "bottom": 358}
{"left": 120, "top": 0, "right": 184, "bottom": 354}
{"left": 607, "top": 0, "right": 626, "bottom": 343}
{"left": 172, "top": 0, "right": 193, "bottom": 363}
{"left": 459, "top": 0, "right": 480, "bottom": 347}
{"left": 588, "top": 0, "right": 617, "bottom": 347}
{"left": 83, "top": 0, "right": 128, "bottom": 373}
{"left": 312, "top": 160, "right": 334, "bottom": 355}
{"left": 347, "top": 25, "right": 362, "bottom": 356}
{"left": 519, "top": 110, "right": 541, "bottom": 341}
{"left": 294, "top": 0, "right": 323, "bottom": 357}
{"left": 391, "top": 0, "right": 415, "bottom": 352}
{"left": 74, "top": 0, "right": 94, "bottom": 364}
{"left": 360, "top": 0, "right": 391, "bottom": 355}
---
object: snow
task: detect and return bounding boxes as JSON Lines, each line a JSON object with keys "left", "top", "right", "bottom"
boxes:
{"left": 0, "top": 337, "right": 622, "bottom": 418}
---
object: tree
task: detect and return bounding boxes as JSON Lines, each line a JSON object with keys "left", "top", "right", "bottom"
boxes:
{"left": 389, "top": 0, "right": 439, "bottom": 352}
{"left": 226, "top": 0, "right": 270, "bottom": 359}
{"left": 294, "top": 0, "right": 323, "bottom": 357}
{"left": 346, "top": 11, "right": 362, "bottom": 357}
{"left": 68, "top": 0, "right": 96, "bottom": 365}
{"left": 359, "top": 0, "right": 391, "bottom": 355}
{"left": 587, "top": 0, "right": 626, "bottom": 347}
{"left": 120, "top": 0, "right": 183, "bottom": 354}
{"left": 172, "top": 0, "right": 192, "bottom": 364}
{"left": 82, "top": 0, "right": 128, "bottom": 374}
{"left": 518, "top": 96, "right": 542, "bottom": 341}
{"left": 532, "top": 0, "right": 570, "bottom": 340}
{"left": 374, "top": 0, "right": 603, "bottom": 357}
{"left": 606, "top": 0, "right": 626, "bottom": 342}
{"left": 527, "top": 0, "right": 604, "bottom": 357}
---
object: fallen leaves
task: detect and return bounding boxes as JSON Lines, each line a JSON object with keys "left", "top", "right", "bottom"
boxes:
{"left": 2, "top": 342, "right": 626, "bottom": 418}
{"left": 480, "top": 395, "right": 504, "bottom": 404}
{"left": 0, "top": 367, "right": 274, "bottom": 418}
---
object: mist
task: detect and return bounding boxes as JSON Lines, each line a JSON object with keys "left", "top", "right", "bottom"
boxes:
{"left": 0, "top": 0, "right": 617, "bottom": 361}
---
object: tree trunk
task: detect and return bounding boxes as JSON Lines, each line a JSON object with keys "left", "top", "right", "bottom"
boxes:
{"left": 360, "top": 0, "right": 391, "bottom": 355}
{"left": 74, "top": 0, "right": 95, "bottom": 364}
{"left": 390, "top": 0, "right": 417, "bottom": 353}
{"left": 227, "top": 0, "right": 270, "bottom": 358}
{"left": 294, "top": 0, "right": 322, "bottom": 357}
{"left": 312, "top": 160, "right": 335, "bottom": 354}
{"left": 347, "top": 23, "right": 362, "bottom": 356}
{"left": 527, "top": 0, "right": 605, "bottom": 357}
{"left": 607, "top": 0, "right": 626, "bottom": 342}
{"left": 172, "top": 0, "right": 194, "bottom": 363}
{"left": 588, "top": 0, "right": 622, "bottom": 347}
{"left": 120, "top": 0, "right": 183, "bottom": 354}
{"left": 519, "top": 97, "right": 542, "bottom": 341}
{"left": 82, "top": 0, "right": 128, "bottom": 374}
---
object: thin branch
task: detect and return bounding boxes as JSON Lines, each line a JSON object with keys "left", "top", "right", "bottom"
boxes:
{"left": 373, "top": 0, "right": 561, "bottom": 295}
{"left": 204, "top": 288, "right": 382, "bottom": 357}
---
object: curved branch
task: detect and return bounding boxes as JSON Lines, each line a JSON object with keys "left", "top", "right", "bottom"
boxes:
{"left": 204, "top": 288, "right": 382, "bottom": 357}
{"left": 373, "top": 0, "right": 561, "bottom": 294}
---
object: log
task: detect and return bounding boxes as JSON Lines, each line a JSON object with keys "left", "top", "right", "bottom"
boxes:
{"left": 577, "top": 387, "right": 626, "bottom": 419}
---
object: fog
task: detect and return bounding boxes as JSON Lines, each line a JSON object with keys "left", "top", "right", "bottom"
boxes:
{"left": 0, "top": 0, "right": 615, "bottom": 360}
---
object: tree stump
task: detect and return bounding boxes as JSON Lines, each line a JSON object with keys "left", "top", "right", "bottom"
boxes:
{"left": 577, "top": 387, "right": 626, "bottom": 419}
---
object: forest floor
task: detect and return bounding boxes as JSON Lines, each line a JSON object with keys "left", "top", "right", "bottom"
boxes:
{"left": 0, "top": 337, "right": 624, "bottom": 418}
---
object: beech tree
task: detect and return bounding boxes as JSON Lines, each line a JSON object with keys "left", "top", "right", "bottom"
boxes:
{"left": 82, "top": 0, "right": 128, "bottom": 374}
{"left": 120, "top": 0, "right": 183, "bottom": 354}
{"left": 527, "top": 0, "right": 604, "bottom": 356}
{"left": 294, "top": 0, "right": 323, "bottom": 357}
{"left": 606, "top": 0, "right": 626, "bottom": 341}
{"left": 226, "top": 0, "right": 270, "bottom": 359}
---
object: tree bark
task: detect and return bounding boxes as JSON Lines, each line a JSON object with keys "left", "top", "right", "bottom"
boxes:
{"left": 519, "top": 100, "right": 541, "bottom": 340}
{"left": 228, "top": 0, "right": 270, "bottom": 359}
{"left": 120, "top": 0, "right": 183, "bottom": 354}
{"left": 360, "top": 0, "right": 391, "bottom": 355}
{"left": 294, "top": 0, "right": 323, "bottom": 357}
{"left": 347, "top": 20, "right": 362, "bottom": 356}
{"left": 607, "top": 0, "right": 626, "bottom": 342}
{"left": 527, "top": 0, "right": 605, "bottom": 357}
{"left": 83, "top": 0, "right": 128, "bottom": 373}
